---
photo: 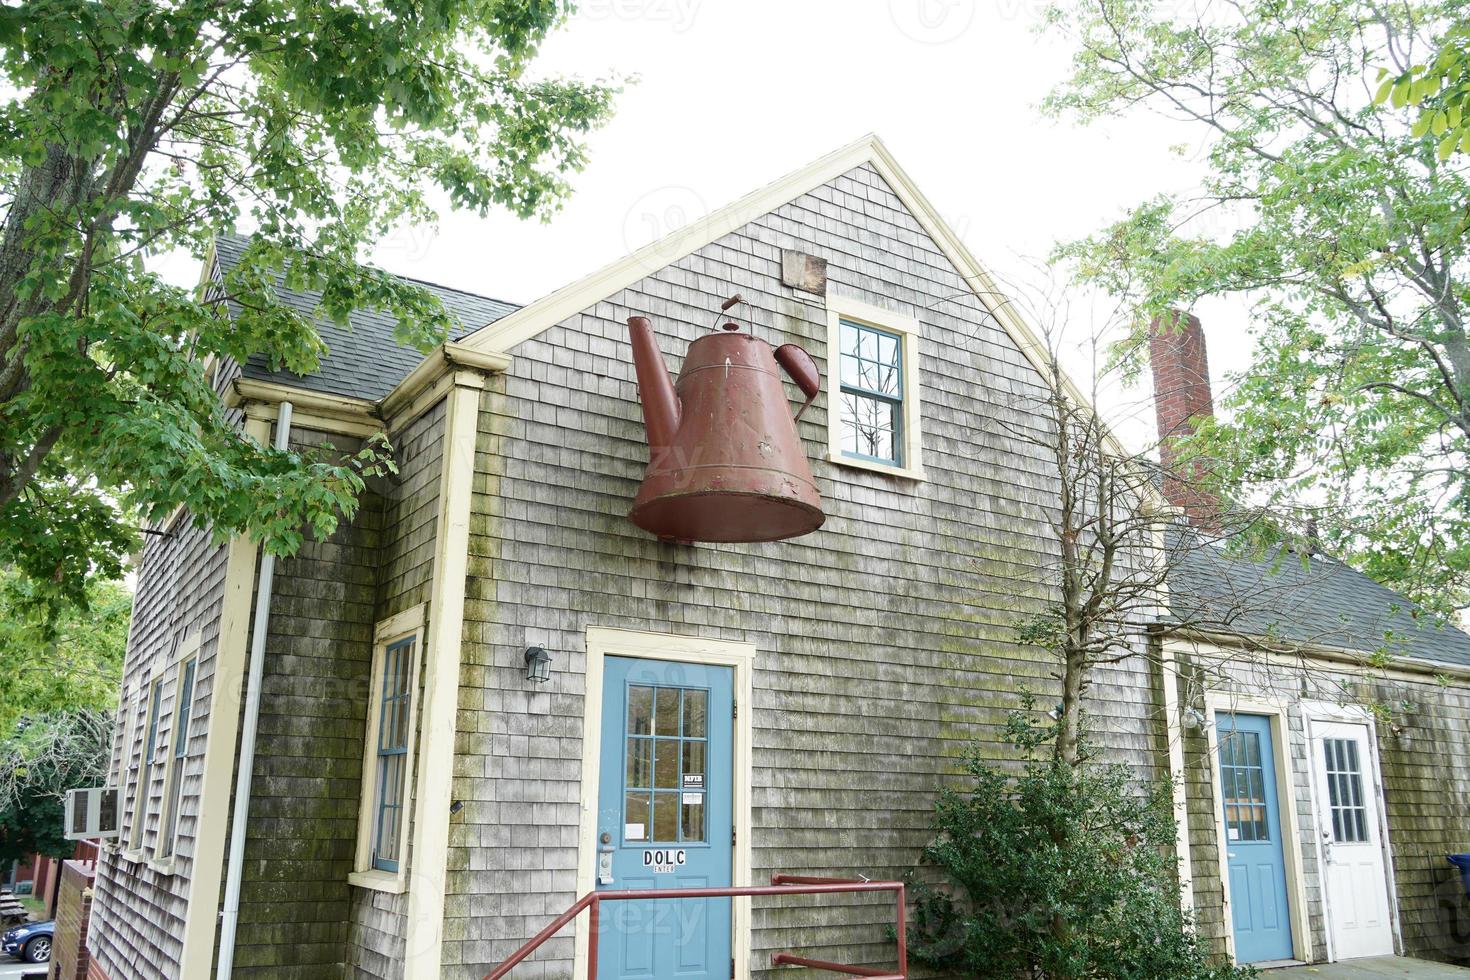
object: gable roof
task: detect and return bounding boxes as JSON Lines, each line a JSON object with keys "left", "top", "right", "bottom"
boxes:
{"left": 458, "top": 134, "right": 1097, "bottom": 429}
{"left": 212, "top": 233, "right": 520, "bottom": 401}
{"left": 1166, "top": 529, "right": 1470, "bottom": 670}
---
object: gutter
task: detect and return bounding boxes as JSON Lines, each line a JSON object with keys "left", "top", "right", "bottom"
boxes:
{"left": 215, "top": 400, "right": 292, "bottom": 979}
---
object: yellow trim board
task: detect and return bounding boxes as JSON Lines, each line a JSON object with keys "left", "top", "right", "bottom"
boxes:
{"left": 402, "top": 381, "right": 480, "bottom": 979}
{"left": 575, "top": 628, "right": 756, "bottom": 980}
{"left": 456, "top": 133, "right": 1134, "bottom": 462}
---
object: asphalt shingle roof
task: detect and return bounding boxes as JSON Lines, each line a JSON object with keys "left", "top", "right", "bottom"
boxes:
{"left": 1166, "top": 527, "right": 1470, "bottom": 669}
{"left": 212, "top": 233, "right": 520, "bottom": 401}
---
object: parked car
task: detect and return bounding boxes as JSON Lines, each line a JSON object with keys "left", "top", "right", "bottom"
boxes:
{"left": 1, "top": 919, "right": 53, "bottom": 963}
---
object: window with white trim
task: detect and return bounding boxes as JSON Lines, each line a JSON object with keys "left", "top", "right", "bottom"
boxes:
{"left": 132, "top": 677, "right": 164, "bottom": 851}
{"left": 837, "top": 320, "right": 905, "bottom": 465}
{"left": 825, "top": 298, "right": 924, "bottom": 478}
{"left": 156, "top": 654, "right": 197, "bottom": 861}
{"left": 371, "top": 637, "right": 413, "bottom": 871}
{"left": 352, "top": 604, "right": 425, "bottom": 891}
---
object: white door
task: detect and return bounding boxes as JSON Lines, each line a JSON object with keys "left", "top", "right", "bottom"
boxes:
{"left": 1311, "top": 720, "right": 1394, "bottom": 959}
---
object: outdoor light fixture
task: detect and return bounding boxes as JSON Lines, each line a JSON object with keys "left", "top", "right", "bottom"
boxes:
{"left": 1183, "top": 706, "right": 1205, "bottom": 730}
{"left": 1046, "top": 702, "right": 1064, "bottom": 721}
{"left": 524, "top": 646, "right": 552, "bottom": 683}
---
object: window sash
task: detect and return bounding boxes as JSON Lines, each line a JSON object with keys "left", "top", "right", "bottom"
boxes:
{"left": 157, "top": 657, "right": 197, "bottom": 860}
{"left": 132, "top": 679, "right": 164, "bottom": 850}
{"left": 838, "top": 320, "right": 905, "bottom": 465}
{"left": 371, "top": 637, "right": 415, "bottom": 872}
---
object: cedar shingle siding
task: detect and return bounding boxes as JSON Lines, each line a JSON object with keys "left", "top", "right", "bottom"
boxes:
{"left": 441, "top": 162, "right": 1161, "bottom": 978}
{"left": 230, "top": 427, "right": 382, "bottom": 978}
{"left": 85, "top": 147, "right": 1470, "bottom": 980}
{"left": 90, "top": 516, "right": 229, "bottom": 978}
{"left": 1178, "top": 651, "right": 1470, "bottom": 965}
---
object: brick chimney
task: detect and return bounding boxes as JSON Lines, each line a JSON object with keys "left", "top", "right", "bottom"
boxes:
{"left": 1149, "top": 311, "right": 1217, "bottom": 524}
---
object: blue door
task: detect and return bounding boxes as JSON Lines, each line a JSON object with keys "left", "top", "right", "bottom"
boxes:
{"left": 596, "top": 656, "right": 733, "bottom": 979}
{"left": 1218, "top": 713, "right": 1294, "bottom": 963}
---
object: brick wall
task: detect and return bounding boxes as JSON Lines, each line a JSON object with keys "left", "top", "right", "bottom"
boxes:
{"left": 51, "top": 860, "right": 96, "bottom": 980}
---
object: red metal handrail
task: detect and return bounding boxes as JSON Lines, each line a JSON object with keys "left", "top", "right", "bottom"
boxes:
{"left": 483, "top": 874, "right": 907, "bottom": 980}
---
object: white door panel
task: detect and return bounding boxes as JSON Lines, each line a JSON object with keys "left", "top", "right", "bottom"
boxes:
{"left": 1311, "top": 720, "right": 1394, "bottom": 960}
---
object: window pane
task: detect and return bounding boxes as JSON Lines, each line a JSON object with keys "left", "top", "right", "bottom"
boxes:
{"left": 1323, "top": 737, "right": 1370, "bottom": 843}
{"left": 682, "top": 741, "right": 706, "bottom": 784}
{"left": 840, "top": 352, "right": 861, "bottom": 387}
{"left": 654, "top": 687, "right": 680, "bottom": 736}
{"left": 840, "top": 322, "right": 858, "bottom": 356}
{"left": 840, "top": 393, "right": 899, "bottom": 463}
{"left": 628, "top": 686, "right": 654, "bottom": 736}
{"left": 653, "top": 791, "right": 678, "bottom": 842}
{"left": 654, "top": 739, "right": 680, "bottom": 788}
{"left": 682, "top": 690, "right": 707, "bottom": 738}
{"left": 682, "top": 796, "right": 706, "bottom": 842}
{"left": 626, "top": 737, "right": 652, "bottom": 788}
{"left": 1220, "top": 730, "right": 1270, "bottom": 842}
{"left": 878, "top": 332, "right": 898, "bottom": 366}
{"left": 624, "top": 791, "right": 650, "bottom": 840}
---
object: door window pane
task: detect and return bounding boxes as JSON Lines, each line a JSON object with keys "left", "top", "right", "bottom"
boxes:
{"left": 626, "top": 738, "right": 652, "bottom": 788}
{"left": 654, "top": 739, "right": 680, "bottom": 788}
{"left": 1323, "top": 738, "right": 1370, "bottom": 843}
{"left": 653, "top": 791, "right": 678, "bottom": 842}
{"left": 623, "top": 682, "right": 711, "bottom": 844}
{"left": 625, "top": 791, "right": 650, "bottom": 841}
{"left": 1220, "top": 729, "right": 1270, "bottom": 842}
{"left": 628, "top": 686, "right": 654, "bottom": 736}
{"left": 682, "top": 690, "right": 707, "bottom": 738}
{"left": 682, "top": 796, "right": 706, "bottom": 842}
{"left": 654, "top": 688, "right": 680, "bottom": 736}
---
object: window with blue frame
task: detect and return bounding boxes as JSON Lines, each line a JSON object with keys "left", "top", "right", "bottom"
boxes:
{"left": 837, "top": 319, "right": 905, "bottom": 465}
{"left": 371, "top": 636, "right": 415, "bottom": 872}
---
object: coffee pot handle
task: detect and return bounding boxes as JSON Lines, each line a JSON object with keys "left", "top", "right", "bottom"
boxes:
{"left": 774, "top": 344, "right": 821, "bottom": 421}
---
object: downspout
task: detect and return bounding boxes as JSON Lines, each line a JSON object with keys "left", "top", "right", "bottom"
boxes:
{"left": 215, "top": 400, "right": 292, "bottom": 978}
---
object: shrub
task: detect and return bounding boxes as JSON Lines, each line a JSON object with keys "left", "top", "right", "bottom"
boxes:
{"left": 907, "top": 713, "right": 1254, "bottom": 979}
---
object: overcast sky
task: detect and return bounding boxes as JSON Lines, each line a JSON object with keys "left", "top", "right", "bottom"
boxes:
{"left": 171, "top": 0, "right": 1259, "bottom": 450}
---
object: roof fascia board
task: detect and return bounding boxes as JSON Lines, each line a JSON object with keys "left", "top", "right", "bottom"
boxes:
{"left": 228, "top": 378, "right": 380, "bottom": 435}
{"left": 457, "top": 133, "right": 1138, "bottom": 466}
{"left": 378, "top": 341, "right": 509, "bottom": 426}
{"left": 458, "top": 135, "right": 884, "bottom": 354}
{"left": 1165, "top": 625, "right": 1470, "bottom": 683}
{"left": 226, "top": 342, "right": 509, "bottom": 437}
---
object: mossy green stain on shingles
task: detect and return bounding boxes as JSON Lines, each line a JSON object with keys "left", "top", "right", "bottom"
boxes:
{"left": 234, "top": 430, "right": 385, "bottom": 980}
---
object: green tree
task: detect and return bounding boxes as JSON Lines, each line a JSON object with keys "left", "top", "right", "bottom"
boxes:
{"left": 0, "top": 568, "right": 131, "bottom": 734}
{"left": 1377, "top": 23, "right": 1470, "bottom": 160}
{"left": 0, "top": 710, "right": 113, "bottom": 864}
{"left": 1043, "top": 0, "right": 1470, "bottom": 614}
{"left": 0, "top": 0, "right": 615, "bottom": 621}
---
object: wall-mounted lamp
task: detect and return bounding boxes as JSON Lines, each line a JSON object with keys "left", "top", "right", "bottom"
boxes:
{"left": 524, "top": 646, "right": 552, "bottom": 683}
{"left": 1183, "top": 706, "right": 1205, "bottom": 731}
{"left": 1046, "top": 702, "right": 1064, "bottom": 722}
